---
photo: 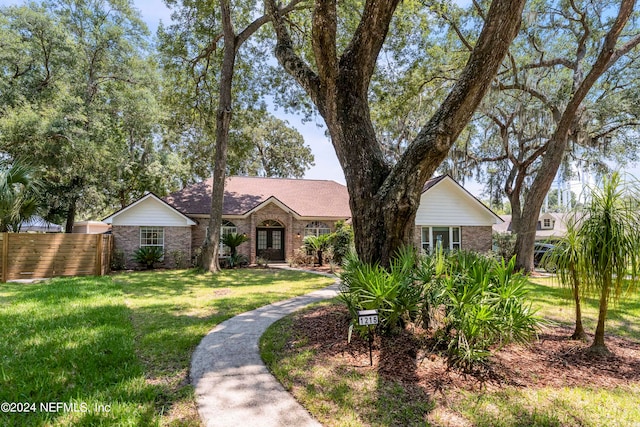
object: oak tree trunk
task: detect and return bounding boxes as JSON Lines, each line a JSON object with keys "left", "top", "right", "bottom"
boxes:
{"left": 267, "top": 0, "right": 526, "bottom": 266}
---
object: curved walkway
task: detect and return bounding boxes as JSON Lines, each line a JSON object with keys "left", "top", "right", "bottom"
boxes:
{"left": 190, "top": 271, "right": 340, "bottom": 427}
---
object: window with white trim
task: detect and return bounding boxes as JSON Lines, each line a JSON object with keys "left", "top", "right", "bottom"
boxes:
{"left": 304, "top": 221, "right": 331, "bottom": 237}
{"left": 420, "top": 226, "right": 461, "bottom": 252}
{"left": 543, "top": 218, "right": 552, "bottom": 229}
{"left": 140, "top": 227, "right": 164, "bottom": 251}
{"left": 220, "top": 220, "right": 237, "bottom": 256}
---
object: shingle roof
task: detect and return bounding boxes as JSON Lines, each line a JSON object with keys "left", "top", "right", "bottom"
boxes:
{"left": 164, "top": 176, "right": 352, "bottom": 218}
{"left": 422, "top": 175, "right": 447, "bottom": 192}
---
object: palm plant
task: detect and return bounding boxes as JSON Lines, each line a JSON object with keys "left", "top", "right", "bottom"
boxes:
{"left": 545, "top": 216, "right": 587, "bottom": 340}
{"left": 304, "top": 234, "right": 331, "bottom": 266}
{"left": 221, "top": 233, "right": 249, "bottom": 268}
{"left": 221, "top": 233, "right": 249, "bottom": 257}
{"left": 0, "top": 159, "right": 42, "bottom": 232}
{"left": 579, "top": 172, "right": 640, "bottom": 353}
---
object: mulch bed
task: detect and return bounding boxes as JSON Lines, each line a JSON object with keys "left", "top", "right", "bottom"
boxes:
{"left": 288, "top": 304, "right": 640, "bottom": 394}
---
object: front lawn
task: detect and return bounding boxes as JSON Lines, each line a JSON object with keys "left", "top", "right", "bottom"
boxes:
{"left": 260, "top": 278, "right": 640, "bottom": 427}
{"left": 0, "top": 268, "right": 334, "bottom": 426}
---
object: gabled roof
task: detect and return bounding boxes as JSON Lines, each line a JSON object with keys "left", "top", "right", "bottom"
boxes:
{"left": 421, "top": 175, "right": 504, "bottom": 224}
{"left": 165, "top": 176, "right": 352, "bottom": 218}
{"left": 103, "top": 193, "right": 197, "bottom": 226}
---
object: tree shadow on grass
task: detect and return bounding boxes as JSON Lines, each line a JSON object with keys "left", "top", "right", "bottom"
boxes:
{"left": 368, "top": 329, "right": 434, "bottom": 426}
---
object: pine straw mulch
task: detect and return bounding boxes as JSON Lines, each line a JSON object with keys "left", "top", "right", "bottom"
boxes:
{"left": 288, "top": 304, "right": 640, "bottom": 395}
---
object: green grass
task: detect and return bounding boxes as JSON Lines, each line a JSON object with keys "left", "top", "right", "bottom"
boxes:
{"left": 260, "top": 278, "right": 640, "bottom": 427}
{"left": 527, "top": 276, "right": 640, "bottom": 340}
{"left": 0, "top": 268, "right": 334, "bottom": 426}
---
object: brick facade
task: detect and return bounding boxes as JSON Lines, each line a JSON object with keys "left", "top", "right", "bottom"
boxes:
{"left": 113, "top": 225, "right": 192, "bottom": 269}
{"left": 189, "top": 203, "right": 341, "bottom": 264}
{"left": 460, "top": 226, "right": 493, "bottom": 252}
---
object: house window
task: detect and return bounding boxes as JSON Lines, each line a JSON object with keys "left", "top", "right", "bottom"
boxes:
{"left": 543, "top": 218, "right": 551, "bottom": 229}
{"left": 304, "top": 221, "right": 331, "bottom": 237}
{"left": 421, "top": 226, "right": 461, "bottom": 252}
{"left": 220, "top": 220, "right": 237, "bottom": 256}
{"left": 140, "top": 227, "right": 164, "bottom": 251}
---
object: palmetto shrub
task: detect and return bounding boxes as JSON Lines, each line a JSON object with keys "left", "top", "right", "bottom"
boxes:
{"left": 340, "top": 248, "right": 542, "bottom": 371}
{"left": 133, "top": 246, "right": 164, "bottom": 270}
{"left": 339, "top": 247, "right": 425, "bottom": 336}
{"left": 437, "top": 254, "right": 541, "bottom": 371}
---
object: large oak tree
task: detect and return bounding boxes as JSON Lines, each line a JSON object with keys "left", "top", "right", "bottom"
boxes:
{"left": 265, "top": 0, "right": 526, "bottom": 265}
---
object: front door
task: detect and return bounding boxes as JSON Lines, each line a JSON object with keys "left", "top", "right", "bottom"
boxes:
{"left": 256, "top": 228, "right": 285, "bottom": 261}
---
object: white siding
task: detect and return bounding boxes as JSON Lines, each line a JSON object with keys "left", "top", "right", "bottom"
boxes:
{"left": 415, "top": 178, "right": 499, "bottom": 226}
{"left": 111, "top": 197, "right": 194, "bottom": 226}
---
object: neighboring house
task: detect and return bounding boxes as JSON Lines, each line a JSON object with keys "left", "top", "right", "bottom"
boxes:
{"left": 493, "top": 212, "right": 570, "bottom": 241}
{"left": 72, "top": 220, "right": 112, "bottom": 234}
{"left": 18, "top": 216, "right": 63, "bottom": 233}
{"left": 414, "top": 175, "right": 503, "bottom": 252}
{"left": 103, "top": 175, "right": 501, "bottom": 269}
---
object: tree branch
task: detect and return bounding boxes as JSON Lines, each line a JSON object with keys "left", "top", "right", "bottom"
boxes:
{"left": 312, "top": 0, "right": 338, "bottom": 84}
{"left": 265, "top": 0, "right": 322, "bottom": 107}
{"left": 339, "top": 0, "right": 402, "bottom": 92}
{"left": 522, "top": 57, "right": 576, "bottom": 70}
{"left": 496, "top": 82, "right": 562, "bottom": 123}
{"left": 606, "top": 33, "right": 640, "bottom": 69}
{"left": 237, "top": 0, "right": 305, "bottom": 46}
{"left": 393, "top": 0, "right": 526, "bottom": 183}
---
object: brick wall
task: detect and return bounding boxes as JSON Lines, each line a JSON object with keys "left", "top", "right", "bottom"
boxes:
{"left": 113, "top": 225, "right": 192, "bottom": 270}
{"left": 191, "top": 218, "right": 252, "bottom": 262}
{"left": 189, "top": 208, "right": 343, "bottom": 264}
{"left": 461, "top": 226, "right": 493, "bottom": 252}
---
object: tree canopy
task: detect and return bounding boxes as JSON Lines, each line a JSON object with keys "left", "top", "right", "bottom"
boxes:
{"left": 0, "top": 0, "right": 317, "bottom": 232}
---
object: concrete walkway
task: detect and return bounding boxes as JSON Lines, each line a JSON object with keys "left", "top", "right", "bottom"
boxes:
{"left": 190, "top": 274, "right": 340, "bottom": 427}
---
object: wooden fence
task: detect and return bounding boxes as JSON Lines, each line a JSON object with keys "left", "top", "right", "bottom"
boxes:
{"left": 0, "top": 233, "right": 112, "bottom": 282}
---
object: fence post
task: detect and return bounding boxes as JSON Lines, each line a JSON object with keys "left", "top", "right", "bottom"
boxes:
{"left": 95, "top": 234, "right": 103, "bottom": 276}
{"left": 1, "top": 233, "right": 8, "bottom": 283}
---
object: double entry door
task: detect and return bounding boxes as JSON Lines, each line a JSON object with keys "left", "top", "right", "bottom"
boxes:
{"left": 256, "top": 227, "right": 285, "bottom": 261}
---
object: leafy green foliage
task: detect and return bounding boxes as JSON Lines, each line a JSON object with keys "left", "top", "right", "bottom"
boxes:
{"left": 544, "top": 216, "right": 587, "bottom": 339}
{"left": 329, "top": 220, "right": 354, "bottom": 265}
{"left": 0, "top": 159, "right": 42, "bottom": 232}
{"left": 133, "top": 246, "right": 164, "bottom": 270}
{"left": 0, "top": 1, "right": 181, "bottom": 227}
{"left": 227, "top": 253, "right": 249, "bottom": 269}
{"left": 340, "top": 248, "right": 541, "bottom": 370}
{"left": 551, "top": 172, "right": 640, "bottom": 351}
{"left": 438, "top": 254, "right": 541, "bottom": 370}
{"left": 340, "top": 247, "right": 425, "bottom": 336}
{"left": 493, "top": 232, "right": 516, "bottom": 261}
